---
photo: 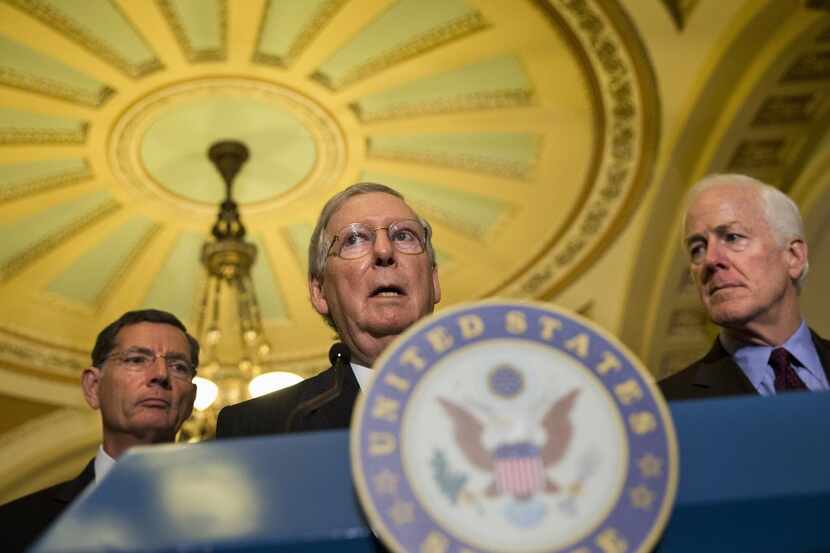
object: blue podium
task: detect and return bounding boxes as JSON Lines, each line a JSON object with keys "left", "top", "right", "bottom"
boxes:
{"left": 32, "top": 392, "right": 830, "bottom": 552}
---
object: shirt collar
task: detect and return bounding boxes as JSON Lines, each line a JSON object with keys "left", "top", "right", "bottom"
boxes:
{"left": 351, "top": 362, "right": 374, "bottom": 390}
{"left": 781, "top": 321, "right": 822, "bottom": 376}
{"left": 720, "top": 321, "right": 823, "bottom": 393}
{"left": 93, "top": 445, "right": 117, "bottom": 483}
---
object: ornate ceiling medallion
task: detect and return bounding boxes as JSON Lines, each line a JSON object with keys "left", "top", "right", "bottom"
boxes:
{"left": 108, "top": 78, "right": 347, "bottom": 215}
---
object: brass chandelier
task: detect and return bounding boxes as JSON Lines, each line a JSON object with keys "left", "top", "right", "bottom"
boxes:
{"left": 179, "top": 140, "right": 301, "bottom": 441}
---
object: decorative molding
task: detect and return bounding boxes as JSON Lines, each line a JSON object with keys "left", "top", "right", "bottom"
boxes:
{"left": 312, "top": 11, "right": 489, "bottom": 90}
{"left": 253, "top": 0, "right": 347, "bottom": 67}
{"left": 0, "top": 340, "right": 86, "bottom": 374}
{"left": 0, "top": 160, "right": 92, "bottom": 204}
{"left": 660, "top": 0, "right": 700, "bottom": 31}
{"left": 728, "top": 138, "right": 788, "bottom": 169}
{"left": 0, "top": 124, "right": 88, "bottom": 145}
{"left": 0, "top": 66, "right": 114, "bottom": 107}
{"left": 109, "top": 78, "right": 346, "bottom": 215}
{"left": 350, "top": 88, "right": 534, "bottom": 122}
{"left": 0, "top": 200, "right": 122, "bottom": 282}
{"left": 3, "top": 0, "right": 161, "bottom": 78}
{"left": 752, "top": 93, "right": 819, "bottom": 125}
{"left": 0, "top": 328, "right": 88, "bottom": 375}
{"left": 156, "top": 0, "right": 227, "bottom": 62}
{"left": 781, "top": 50, "right": 830, "bottom": 82}
{"left": 503, "top": 0, "right": 659, "bottom": 297}
{"left": 0, "top": 325, "right": 86, "bottom": 356}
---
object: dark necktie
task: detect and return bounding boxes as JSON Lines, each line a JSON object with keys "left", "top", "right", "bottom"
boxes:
{"left": 768, "top": 347, "right": 808, "bottom": 392}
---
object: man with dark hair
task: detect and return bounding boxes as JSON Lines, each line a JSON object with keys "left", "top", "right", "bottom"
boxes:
{"left": 216, "top": 183, "right": 441, "bottom": 437}
{"left": 0, "top": 309, "right": 199, "bottom": 553}
{"left": 660, "top": 174, "right": 829, "bottom": 399}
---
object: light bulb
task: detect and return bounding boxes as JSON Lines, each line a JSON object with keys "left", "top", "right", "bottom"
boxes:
{"left": 249, "top": 371, "right": 303, "bottom": 398}
{"left": 192, "top": 376, "right": 219, "bottom": 411}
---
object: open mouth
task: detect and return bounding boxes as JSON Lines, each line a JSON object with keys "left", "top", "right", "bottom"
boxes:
{"left": 370, "top": 285, "right": 405, "bottom": 297}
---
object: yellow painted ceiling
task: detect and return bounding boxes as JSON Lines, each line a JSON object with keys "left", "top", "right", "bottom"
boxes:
{"left": 0, "top": 0, "right": 659, "bottom": 374}
{"left": 1, "top": 0, "right": 830, "bottom": 501}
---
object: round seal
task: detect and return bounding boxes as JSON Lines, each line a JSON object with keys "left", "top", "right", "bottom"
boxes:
{"left": 351, "top": 300, "right": 677, "bottom": 553}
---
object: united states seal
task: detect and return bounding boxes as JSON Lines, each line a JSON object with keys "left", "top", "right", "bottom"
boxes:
{"left": 351, "top": 300, "right": 677, "bottom": 553}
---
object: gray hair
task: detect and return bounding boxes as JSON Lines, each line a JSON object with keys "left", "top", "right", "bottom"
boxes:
{"left": 682, "top": 173, "right": 808, "bottom": 285}
{"left": 307, "top": 182, "right": 437, "bottom": 284}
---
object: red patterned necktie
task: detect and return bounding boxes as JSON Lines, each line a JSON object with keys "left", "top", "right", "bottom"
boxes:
{"left": 768, "top": 347, "right": 808, "bottom": 392}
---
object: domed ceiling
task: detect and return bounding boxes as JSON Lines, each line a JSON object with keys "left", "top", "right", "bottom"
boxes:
{"left": 2, "top": 0, "right": 830, "bottom": 503}
{"left": 0, "top": 0, "right": 656, "bottom": 377}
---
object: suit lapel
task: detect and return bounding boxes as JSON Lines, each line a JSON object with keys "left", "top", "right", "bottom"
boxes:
{"left": 322, "top": 365, "right": 359, "bottom": 428}
{"left": 298, "top": 364, "right": 360, "bottom": 432}
{"left": 692, "top": 331, "right": 829, "bottom": 396}
{"left": 810, "top": 330, "right": 830, "bottom": 385}
{"left": 692, "top": 339, "right": 758, "bottom": 396}
{"left": 53, "top": 459, "right": 95, "bottom": 505}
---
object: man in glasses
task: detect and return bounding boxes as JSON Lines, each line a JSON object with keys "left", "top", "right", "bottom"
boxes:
{"left": 0, "top": 309, "right": 198, "bottom": 553}
{"left": 217, "top": 182, "right": 441, "bottom": 436}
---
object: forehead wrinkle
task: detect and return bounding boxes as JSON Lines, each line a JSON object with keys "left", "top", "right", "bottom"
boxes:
{"left": 713, "top": 221, "right": 744, "bottom": 233}
{"left": 328, "top": 214, "right": 413, "bottom": 235}
{"left": 326, "top": 194, "right": 416, "bottom": 233}
{"left": 121, "top": 345, "right": 154, "bottom": 353}
{"left": 121, "top": 344, "right": 190, "bottom": 359}
{"left": 686, "top": 220, "right": 746, "bottom": 239}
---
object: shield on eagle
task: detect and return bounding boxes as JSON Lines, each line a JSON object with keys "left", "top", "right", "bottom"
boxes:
{"left": 493, "top": 442, "right": 545, "bottom": 499}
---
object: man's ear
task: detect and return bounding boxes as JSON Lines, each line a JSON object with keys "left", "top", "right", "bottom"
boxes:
{"left": 785, "top": 238, "right": 808, "bottom": 281}
{"left": 309, "top": 277, "right": 330, "bottom": 316}
{"left": 81, "top": 366, "right": 102, "bottom": 410}
{"left": 431, "top": 266, "right": 441, "bottom": 305}
{"left": 182, "top": 381, "right": 196, "bottom": 422}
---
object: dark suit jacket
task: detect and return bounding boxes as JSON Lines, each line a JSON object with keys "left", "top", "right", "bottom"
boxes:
{"left": 659, "top": 330, "right": 830, "bottom": 400}
{"left": 216, "top": 363, "right": 360, "bottom": 438}
{"left": 0, "top": 459, "right": 94, "bottom": 553}
{"left": 215, "top": 363, "right": 391, "bottom": 551}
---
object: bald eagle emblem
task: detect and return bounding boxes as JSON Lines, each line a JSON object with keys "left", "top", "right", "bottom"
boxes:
{"left": 432, "top": 365, "right": 587, "bottom": 527}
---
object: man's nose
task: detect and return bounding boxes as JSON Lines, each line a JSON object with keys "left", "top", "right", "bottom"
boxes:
{"left": 147, "top": 356, "right": 172, "bottom": 387}
{"left": 373, "top": 230, "right": 396, "bottom": 267}
{"left": 702, "top": 241, "right": 728, "bottom": 276}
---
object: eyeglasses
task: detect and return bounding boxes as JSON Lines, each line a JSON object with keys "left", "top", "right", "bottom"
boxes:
{"left": 327, "top": 219, "right": 428, "bottom": 260}
{"left": 105, "top": 348, "right": 195, "bottom": 381}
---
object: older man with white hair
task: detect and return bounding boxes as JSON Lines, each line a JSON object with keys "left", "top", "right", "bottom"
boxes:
{"left": 216, "top": 182, "right": 441, "bottom": 436}
{"left": 660, "top": 173, "right": 830, "bottom": 400}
